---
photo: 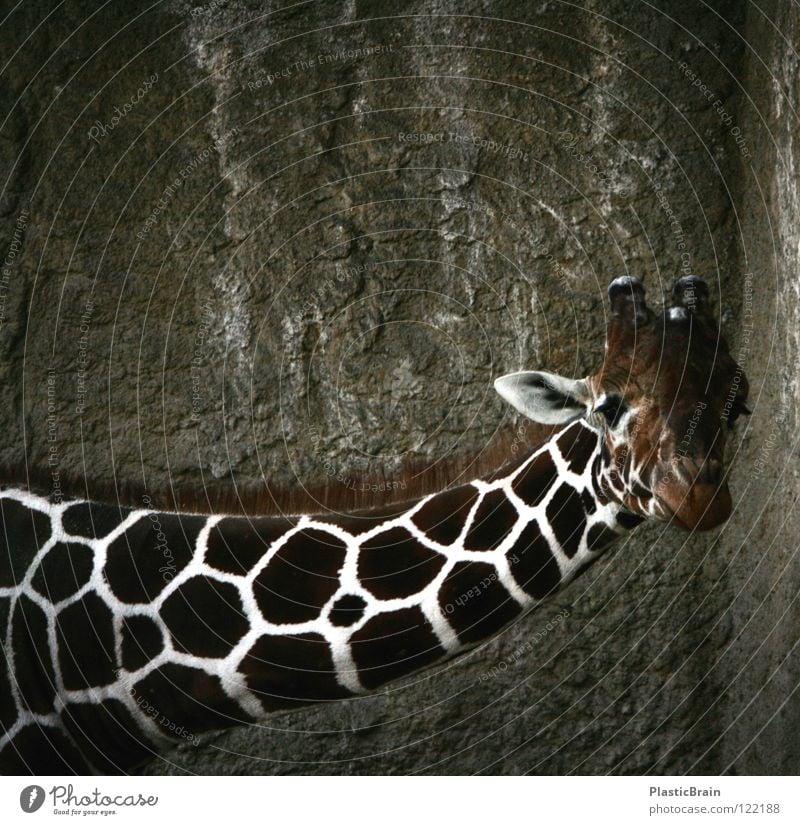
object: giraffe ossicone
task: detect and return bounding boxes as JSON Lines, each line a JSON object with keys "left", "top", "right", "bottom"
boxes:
{"left": 0, "top": 276, "right": 749, "bottom": 774}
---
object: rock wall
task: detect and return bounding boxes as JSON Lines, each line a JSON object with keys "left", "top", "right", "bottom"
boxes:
{"left": 711, "top": 0, "right": 800, "bottom": 775}
{"left": 1, "top": 0, "right": 797, "bottom": 774}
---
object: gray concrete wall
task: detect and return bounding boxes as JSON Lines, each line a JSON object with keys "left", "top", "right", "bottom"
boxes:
{"left": 711, "top": 0, "right": 800, "bottom": 775}
{"left": 1, "top": 0, "right": 797, "bottom": 774}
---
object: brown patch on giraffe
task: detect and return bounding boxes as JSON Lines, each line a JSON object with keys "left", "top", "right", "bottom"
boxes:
{"left": 0, "top": 597, "right": 14, "bottom": 733}
{"left": 511, "top": 451, "right": 560, "bottom": 507}
{"left": 587, "top": 523, "right": 618, "bottom": 552}
{"left": 556, "top": 424, "right": 597, "bottom": 474}
{"left": 463, "top": 490, "right": 518, "bottom": 551}
{"left": 205, "top": 515, "right": 296, "bottom": 575}
{"left": 330, "top": 500, "right": 415, "bottom": 536}
{"left": 350, "top": 606, "right": 444, "bottom": 689}
{"left": 411, "top": 485, "right": 479, "bottom": 545}
{"left": 358, "top": 526, "right": 445, "bottom": 600}
{"left": 591, "top": 456, "right": 606, "bottom": 501}
{"left": 508, "top": 522, "right": 562, "bottom": 599}
{"left": 31, "top": 541, "right": 93, "bottom": 603}
{"left": 56, "top": 593, "right": 117, "bottom": 691}
{"left": 61, "top": 699, "right": 153, "bottom": 774}
{"left": 328, "top": 593, "right": 367, "bottom": 627}
{"left": 103, "top": 513, "right": 205, "bottom": 604}
{"left": 546, "top": 485, "right": 586, "bottom": 558}
{"left": 0, "top": 595, "right": 8, "bottom": 634}
{"left": 161, "top": 576, "right": 249, "bottom": 658}
{"left": 438, "top": 561, "right": 521, "bottom": 644}
{"left": 133, "top": 663, "right": 253, "bottom": 733}
{"left": 11, "top": 594, "right": 57, "bottom": 714}
{"left": 253, "top": 528, "right": 347, "bottom": 624}
{"left": 630, "top": 479, "right": 652, "bottom": 499}
{"left": 0, "top": 723, "right": 89, "bottom": 774}
{"left": 0, "top": 498, "right": 51, "bottom": 588}
{"left": 239, "top": 631, "right": 352, "bottom": 710}
{"left": 121, "top": 614, "right": 165, "bottom": 672}
{"left": 61, "top": 500, "right": 133, "bottom": 540}
{"left": 616, "top": 511, "right": 645, "bottom": 529}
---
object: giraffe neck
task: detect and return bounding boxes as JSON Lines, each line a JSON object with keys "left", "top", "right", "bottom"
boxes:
{"left": 0, "top": 420, "right": 640, "bottom": 774}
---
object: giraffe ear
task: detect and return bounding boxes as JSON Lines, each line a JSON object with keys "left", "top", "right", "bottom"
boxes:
{"left": 494, "top": 371, "right": 591, "bottom": 424}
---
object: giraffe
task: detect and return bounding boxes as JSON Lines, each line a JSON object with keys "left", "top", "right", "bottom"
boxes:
{"left": 0, "top": 275, "right": 749, "bottom": 775}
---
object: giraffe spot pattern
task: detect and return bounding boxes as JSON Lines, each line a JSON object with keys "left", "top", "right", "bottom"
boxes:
{"left": 617, "top": 511, "right": 645, "bottom": 529}
{"left": 133, "top": 663, "right": 253, "bottom": 734}
{"left": 463, "top": 489, "right": 518, "bottom": 551}
{"left": 556, "top": 424, "right": 598, "bottom": 474}
{"left": 512, "top": 451, "right": 559, "bottom": 507}
{"left": 31, "top": 541, "right": 93, "bottom": 603}
{"left": 0, "top": 597, "right": 14, "bottom": 732}
{"left": 61, "top": 699, "right": 153, "bottom": 775}
{"left": 62, "top": 500, "right": 133, "bottom": 540}
{"left": 12, "top": 594, "right": 57, "bottom": 714}
{"left": 206, "top": 515, "right": 295, "bottom": 575}
{"left": 332, "top": 500, "right": 412, "bottom": 536}
{"left": 411, "top": 485, "right": 479, "bottom": 545}
{"left": 351, "top": 606, "right": 445, "bottom": 690}
{"left": 581, "top": 489, "right": 597, "bottom": 515}
{"left": 0, "top": 723, "right": 89, "bottom": 775}
{"left": 508, "top": 521, "right": 562, "bottom": 599}
{"left": 239, "top": 632, "right": 352, "bottom": 711}
{"left": 161, "top": 576, "right": 249, "bottom": 658}
{"left": 546, "top": 485, "right": 586, "bottom": 558}
{"left": 253, "top": 528, "right": 347, "bottom": 624}
{"left": 591, "top": 456, "right": 605, "bottom": 499}
{"left": 56, "top": 593, "right": 117, "bottom": 691}
{"left": 358, "top": 526, "right": 445, "bottom": 600}
{"left": 587, "top": 523, "right": 618, "bottom": 551}
{"left": 438, "top": 560, "right": 521, "bottom": 644}
{"left": 0, "top": 594, "right": 8, "bottom": 632}
{"left": 103, "top": 513, "right": 206, "bottom": 604}
{"left": 120, "top": 614, "right": 165, "bottom": 672}
{"left": 328, "top": 593, "right": 367, "bottom": 627}
{"left": 630, "top": 479, "right": 652, "bottom": 498}
{"left": 0, "top": 498, "right": 51, "bottom": 588}
{"left": 1, "top": 420, "right": 636, "bottom": 773}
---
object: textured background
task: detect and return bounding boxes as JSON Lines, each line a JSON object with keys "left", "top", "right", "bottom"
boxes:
{"left": 1, "top": 0, "right": 798, "bottom": 774}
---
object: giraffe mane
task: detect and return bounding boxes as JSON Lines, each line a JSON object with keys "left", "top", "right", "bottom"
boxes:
{"left": 1, "top": 422, "right": 558, "bottom": 517}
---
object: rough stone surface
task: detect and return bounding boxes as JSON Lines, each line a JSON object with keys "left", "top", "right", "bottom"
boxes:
{"left": 0, "top": 0, "right": 797, "bottom": 774}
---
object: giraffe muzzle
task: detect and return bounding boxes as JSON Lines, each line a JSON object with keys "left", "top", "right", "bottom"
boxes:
{"left": 656, "top": 476, "right": 732, "bottom": 531}
{"left": 673, "top": 457, "right": 725, "bottom": 487}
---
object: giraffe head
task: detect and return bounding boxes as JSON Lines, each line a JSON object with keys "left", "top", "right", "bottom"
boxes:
{"left": 495, "top": 276, "right": 750, "bottom": 531}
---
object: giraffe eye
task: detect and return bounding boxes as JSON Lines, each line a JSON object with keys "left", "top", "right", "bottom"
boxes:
{"left": 595, "top": 396, "right": 627, "bottom": 427}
